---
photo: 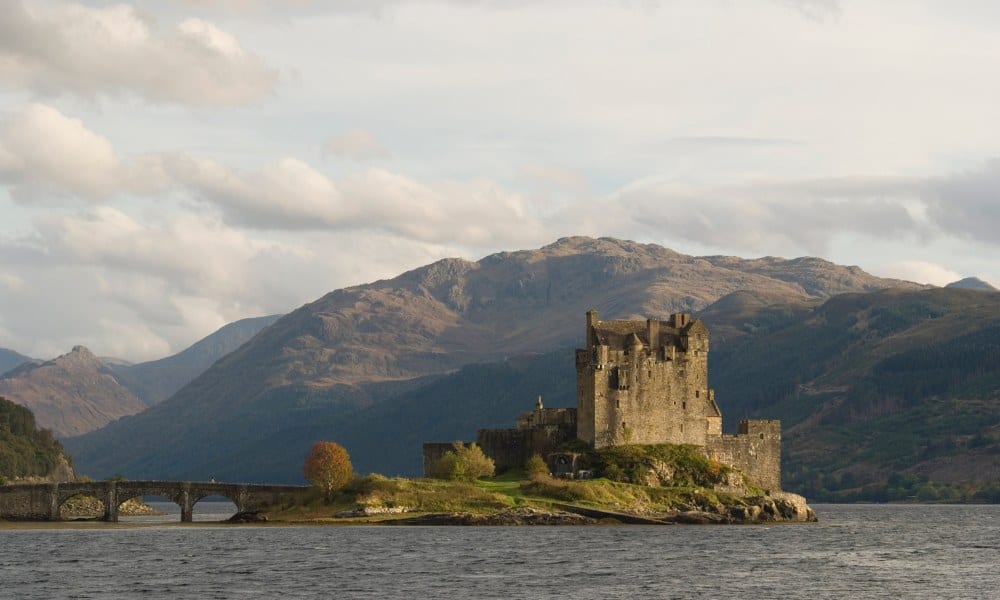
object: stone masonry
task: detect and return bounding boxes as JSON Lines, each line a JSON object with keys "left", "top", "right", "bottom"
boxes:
{"left": 0, "top": 480, "right": 306, "bottom": 522}
{"left": 424, "top": 310, "right": 782, "bottom": 491}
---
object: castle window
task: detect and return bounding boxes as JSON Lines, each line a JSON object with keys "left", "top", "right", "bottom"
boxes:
{"left": 616, "top": 398, "right": 620, "bottom": 409}
{"left": 682, "top": 401, "right": 686, "bottom": 410}
{"left": 760, "top": 433, "right": 764, "bottom": 440}
{"left": 695, "top": 390, "right": 700, "bottom": 398}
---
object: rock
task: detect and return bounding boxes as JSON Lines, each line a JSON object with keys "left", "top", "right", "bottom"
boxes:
{"left": 669, "top": 510, "right": 727, "bottom": 524}
{"left": 642, "top": 459, "right": 676, "bottom": 487}
{"left": 771, "top": 492, "right": 818, "bottom": 522}
{"left": 735, "top": 492, "right": 818, "bottom": 523}
{"left": 228, "top": 512, "right": 267, "bottom": 523}
{"left": 387, "top": 507, "right": 597, "bottom": 526}
{"left": 336, "top": 505, "right": 411, "bottom": 518}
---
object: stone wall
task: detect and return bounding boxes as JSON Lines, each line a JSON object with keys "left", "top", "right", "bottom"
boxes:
{"left": 477, "top": 423, "right": 576, "bottom": 473}
{"left": 577, "top": 312, "right": 717, "bottom": 448}
{"left": 705, "top": 420, "right": 782, "bottom": 491}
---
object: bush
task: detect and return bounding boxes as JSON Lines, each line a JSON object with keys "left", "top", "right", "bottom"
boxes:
{"left": 428, "top": 442, "right": 495, "bottom": 481}
{"left": 594, "top": 444, "right": 730, "bottom": 487}
{"left": 525, "top": 454, "right": 549, "bottom": 479}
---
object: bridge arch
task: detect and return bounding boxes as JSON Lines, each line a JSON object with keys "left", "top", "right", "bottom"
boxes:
{"left": 0, "top": 481, "right": 307, "bottom": 522}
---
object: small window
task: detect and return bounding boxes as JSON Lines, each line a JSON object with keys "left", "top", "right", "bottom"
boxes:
{"left": 682, "top": 401, "right": 686, "bottom": 410}
{"left": 695, "top": 390, "right": 700, "bottom": 398}
{"left": 760, "top": 433, "right": 765, "bottom": 440}
{"left": 616, "top": 398, "right": 620, "bottom": 409}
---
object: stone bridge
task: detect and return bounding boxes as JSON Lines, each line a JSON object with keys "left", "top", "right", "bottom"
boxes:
{"left": 0, "top": 481, "right": 307, "bottom": 522}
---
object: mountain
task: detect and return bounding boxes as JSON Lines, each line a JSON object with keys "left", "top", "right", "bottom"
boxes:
{"left": 175, "top": 286, "right": 998, "bottom": 502}
{"left": 946, "top": 277, "right": 998, "bottom": 291}
{"left": 0, "top": 347, "right": 145, "bottom": 438}
{"left": 707, "top": 287, "right": 1000, "bottom": 501}
{"left": 0, "top": 348, "right": 32, "bottom": 376}
{"left": 0, "top": 315, "right": 281, "bottom": 439}
{"left": 65, "top": 236, "right": 923, "bottom": 481}
{"left": 111, "top": 314, "right": 282, "bottom": 406}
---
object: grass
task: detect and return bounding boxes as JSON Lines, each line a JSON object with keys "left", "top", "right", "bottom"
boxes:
{"left": 263, "top": 442, "right": 761, "bottom": 521}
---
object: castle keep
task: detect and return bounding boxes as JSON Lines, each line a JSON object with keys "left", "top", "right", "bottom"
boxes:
{"left": 423, "top": 310, "right": 782, "bottom": 490}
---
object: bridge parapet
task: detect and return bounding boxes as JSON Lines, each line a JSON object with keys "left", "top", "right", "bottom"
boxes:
{"left": 0, "top": 481, "right": 307, "bottom": 522}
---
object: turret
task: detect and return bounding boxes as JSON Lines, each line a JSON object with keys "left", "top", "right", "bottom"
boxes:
{"left": 586, "top": 309, "right": 598, "bottom": 349}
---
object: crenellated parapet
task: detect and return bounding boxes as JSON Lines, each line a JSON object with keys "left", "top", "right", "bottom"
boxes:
{"left": 576, "top": 310, "right": 781, "bottom": 489}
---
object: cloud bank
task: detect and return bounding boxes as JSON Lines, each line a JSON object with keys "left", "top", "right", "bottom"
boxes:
{"left": 0, "top": 1, "right": 277, "bottom": 105}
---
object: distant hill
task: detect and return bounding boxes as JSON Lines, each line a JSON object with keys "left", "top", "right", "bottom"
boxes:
{"left": 946, "top": 277, "right": 997, "bottom": 291}
{"left": 0, "top": 348, "right": 32, "bottom": 377}
{"left": 204, "top": 287, "right": 998, "bottom": 502}
{"left": 111, "top": 314, "right": 282, "bottom": 406}
{"left": 65, "top": 236, "right": 924, "bottom": 482}
{"left": 708, "top": 287, "right": 1000, "bottom": 501}
{"left": 0, "top": 315, "right": 281, "bottom": 439}
{"left": 0, "top": 347, "right": 145, "bottom": 438}
{"left": 0, "top": 396, "right": 74, "bottom": 483}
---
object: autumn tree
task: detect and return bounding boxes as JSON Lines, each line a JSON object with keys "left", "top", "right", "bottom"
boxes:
{"left": 302, "top": 441, "right": 354, "bottom": 500}
{"left": 428, "top": 442, "right": 495, "bottom": 481}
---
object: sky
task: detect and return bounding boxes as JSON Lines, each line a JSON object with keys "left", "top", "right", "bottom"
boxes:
{"left": 1, "top": 0, "right": 999, "bottom": 361}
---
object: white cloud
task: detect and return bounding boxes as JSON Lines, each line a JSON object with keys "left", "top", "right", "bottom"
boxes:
{"left": 882, "top": 261, "right": 962, "bottom": 287}
{"left": 0, "top": 205, "right": 468, "bottom": 360}
{"left": 168, "top": 154, "right": 544, "bottom": 245}
{"left": 323, "top": 129, "right": 390, "bottom": 161}
{"left": 0, "top": 103, "right": 122, "bottom": 199}
{"left": 0, "top": 1, "right": 277, "bottom": 105}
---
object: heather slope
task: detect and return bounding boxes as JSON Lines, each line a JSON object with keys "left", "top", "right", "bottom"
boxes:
{"left": 0, "top": 347, "right": 144, "bottom": 438}
{"left": 708, "top": 287, "right": 1000, "bottom": 501}
{"left": 111, "top": 314, "right": 282, "bottom": 406}
{"left": 66, "top": 237, "right": 920, "bottom": 480}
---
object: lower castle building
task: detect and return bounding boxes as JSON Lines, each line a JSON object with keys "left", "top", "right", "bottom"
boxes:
{"left": 423, "top": 310, "right": 782, "bottom": 491}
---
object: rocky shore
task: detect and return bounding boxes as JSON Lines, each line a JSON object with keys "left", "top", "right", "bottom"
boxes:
{"left": 378, "top": 492, "right": 816, "bottom": 526}
{"left": 386, "top": 507, "right": 598, "bottom": 526}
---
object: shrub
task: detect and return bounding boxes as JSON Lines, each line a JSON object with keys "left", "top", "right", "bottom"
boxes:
{"left": 525, "top": 454, "right": 550, "bottom": 479}
{"left": 428, "top": 442, "right": 495, "bottom": 481}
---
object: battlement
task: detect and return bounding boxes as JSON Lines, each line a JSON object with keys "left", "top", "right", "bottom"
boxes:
{"left": 577, "top": 310, "right": 780, "bottom": 488}
{"left": 423, "top": 310, "right": 782, "bottom": 490}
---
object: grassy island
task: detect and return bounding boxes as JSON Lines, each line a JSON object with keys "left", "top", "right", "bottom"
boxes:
{"left": 265, "top": 444, "right": 817, "bottom": 525}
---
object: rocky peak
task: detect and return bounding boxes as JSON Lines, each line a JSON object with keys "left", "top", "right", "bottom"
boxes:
{"left": 946, "top": 277, "right": 997, "bottom": 291}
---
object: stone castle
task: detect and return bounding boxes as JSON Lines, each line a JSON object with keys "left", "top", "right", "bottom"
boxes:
{"left": 424, "top": 310, "right": 781, "bottom": 491}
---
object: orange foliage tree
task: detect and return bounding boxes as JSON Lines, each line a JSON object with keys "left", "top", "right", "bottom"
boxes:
{"left": 302, "top": 441, "right": 354, "bottom": 500}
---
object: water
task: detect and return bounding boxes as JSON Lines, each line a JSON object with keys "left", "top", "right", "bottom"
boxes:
{"left": 1, "top": 504, "right": 997, "bottom": 599}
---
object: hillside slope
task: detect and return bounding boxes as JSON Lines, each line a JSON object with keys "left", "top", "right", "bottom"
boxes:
{"left": 0, "top": 347, "right": 144, "bottom": 438}
{"left": 709, "top": 287, "right": 1000, "bottom": 501}
{"left": 0, "top": 396, "right": 74, "bottom": 483}
{"left": 66, "top": 237, "right": 922, "bottom": 481}
{"left": 111, "top": 314, "right": 282, "bottom": 406}
{"left": 0, "top": 348, "right": 32, "bottom": 376}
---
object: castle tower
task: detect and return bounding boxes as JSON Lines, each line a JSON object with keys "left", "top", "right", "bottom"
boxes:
{"left": 575, "top": 311, "right": 720, "bottom": 448}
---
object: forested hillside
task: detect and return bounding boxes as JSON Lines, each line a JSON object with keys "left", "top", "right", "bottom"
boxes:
{"left": 709, "top": 287, "right": 1000, "bottom": 502}
{"left": 0, "top": 396, "right": 69, "bottom": 484}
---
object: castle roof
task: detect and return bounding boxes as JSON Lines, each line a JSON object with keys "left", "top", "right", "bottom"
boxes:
{"left": 591, "top": 318, "right": 700, "bottom": 350}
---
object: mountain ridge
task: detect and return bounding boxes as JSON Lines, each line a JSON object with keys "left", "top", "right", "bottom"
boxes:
{"left": 65, "top": 236, "right": 926, "bottom": 480}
